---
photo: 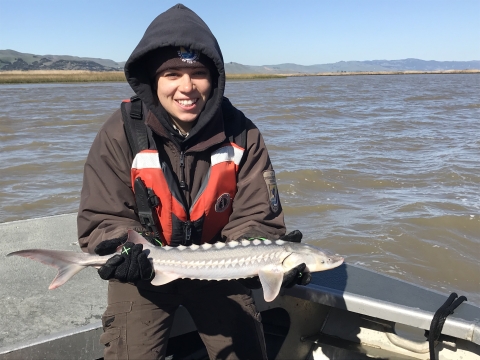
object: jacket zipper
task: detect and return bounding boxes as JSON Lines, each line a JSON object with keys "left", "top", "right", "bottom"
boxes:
{"left": 179, "top": 150, "right": 187, "bottom": 190}
{"left": 179, "top": 149, "right": 192, "bottom": 244}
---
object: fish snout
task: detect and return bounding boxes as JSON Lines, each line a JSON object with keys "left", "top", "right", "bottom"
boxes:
{"left": 317, "top": 253, "right": 344, "bottom": 270}
{"left": 327, "top": 254, "right": 344, "bottom": 267}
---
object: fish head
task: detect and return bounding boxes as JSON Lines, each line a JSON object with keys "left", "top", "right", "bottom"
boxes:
{"left": 311, "top": 250, "right": 344, "bottom": 272}
{"left": 283, "top": 243, "right": 344, "bottom": 272}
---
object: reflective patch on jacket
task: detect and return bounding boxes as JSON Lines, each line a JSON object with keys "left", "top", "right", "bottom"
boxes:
{"left": 263, "top": 170, "right": 280, "bottom": 213}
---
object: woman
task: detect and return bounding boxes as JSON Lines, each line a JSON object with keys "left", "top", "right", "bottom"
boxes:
{"left": 78, "top": 4, "right": 309, "bottom": 359}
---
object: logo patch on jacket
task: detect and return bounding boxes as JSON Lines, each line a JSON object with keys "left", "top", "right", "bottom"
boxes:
{"left": 178, "top": 47, "right": 199, "bottom": 63}
{"left": 215, "top": 193, "right": 231, "bottom": 212}
{"left": 263, "top": 170, "right": 280, "bottom": 213}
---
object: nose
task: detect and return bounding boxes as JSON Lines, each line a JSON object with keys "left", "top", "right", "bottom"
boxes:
{"left": 179, "top": 74, "right": 194, "bottom": 92}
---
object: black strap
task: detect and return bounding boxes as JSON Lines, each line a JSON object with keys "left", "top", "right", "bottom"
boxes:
{"left": 129, "top": 96, "right": 143, "bottom": 119}
{"left": 133, "top": 177, "right": 161, "bottom": 240}
{"left": 131, "top": 96, "right": 149, "bottom": 151}
{"left": 121, "top": 96, "right": 150, "bottom": 156}
{"left": 121, "top": 96, "right": 160, "bottom": 239}
{"left": 428, "top": 292, "right": 467, "bottom": 360}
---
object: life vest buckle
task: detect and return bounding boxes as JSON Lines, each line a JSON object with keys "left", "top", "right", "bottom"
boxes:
{"left": 146, "top": 188, "right": 159, "bottom": 208}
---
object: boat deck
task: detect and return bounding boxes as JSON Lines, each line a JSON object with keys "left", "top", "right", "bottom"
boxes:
{"left": 0, "top": 214, "right": 106, "bottom": 351}
{"left": 1, "top": 214, "right": 479, "bottom": 359}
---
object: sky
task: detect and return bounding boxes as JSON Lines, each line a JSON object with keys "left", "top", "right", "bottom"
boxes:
{"left": 1, "top": 0, "right": 479, "bottom": 65}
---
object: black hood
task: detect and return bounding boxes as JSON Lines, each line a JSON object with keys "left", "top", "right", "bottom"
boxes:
{"left": 124, "top": 4, "right": 225, "bottom": 143}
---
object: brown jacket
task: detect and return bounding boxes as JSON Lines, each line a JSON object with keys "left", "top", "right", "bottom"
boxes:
{"left": 78, "top": 103, "right": 285, "bottom": 253}
{"left": 77, "top": 4, "right": 285, "bottom": 253}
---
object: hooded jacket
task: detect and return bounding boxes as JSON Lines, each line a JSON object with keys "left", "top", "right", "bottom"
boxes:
{"left": 78, "top": 4, "right": 285, "bottom": 253}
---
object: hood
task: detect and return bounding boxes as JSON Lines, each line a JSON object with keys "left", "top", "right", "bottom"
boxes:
{"left": 124, "top": 4, "right": 225, "bottom": 144}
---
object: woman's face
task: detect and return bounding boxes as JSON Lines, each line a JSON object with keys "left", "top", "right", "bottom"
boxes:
{"left": 156, "top": 66, "right": 212, "bottom": 130}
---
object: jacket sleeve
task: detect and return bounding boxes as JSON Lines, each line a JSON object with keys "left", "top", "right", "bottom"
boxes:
{"left": 77, "top": 109, "right": 144, "bottom": 253}
{"left": 221, "top": 118, "right": 286, "bottom": 241}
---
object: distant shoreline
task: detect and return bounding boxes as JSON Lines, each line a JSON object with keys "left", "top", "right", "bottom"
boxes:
{"left": 0, "top": 69, "right": 478, "bottom": 84}
{"left": 282, "top": 69, "right": 480, "bottom": 77}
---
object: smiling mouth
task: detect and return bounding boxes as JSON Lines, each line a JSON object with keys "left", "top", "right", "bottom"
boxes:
{"left": 176, "top": 99, "right": 198, "bottom": 106}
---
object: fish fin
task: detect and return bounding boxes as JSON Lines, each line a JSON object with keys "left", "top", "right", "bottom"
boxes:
{"left": 258, "top": 265, "right": 284, "bottom": 302}
{"left": 126, "top": 230, "right": 157, "bottom": 251}
{"left": 49, "top": 264, "right": 85, "bottom": 289}
{"left": 150, "top": 272, "right": 181, "bottom": 286}
{"left": 7, "top": 249, "right": 92, "bottom": 289}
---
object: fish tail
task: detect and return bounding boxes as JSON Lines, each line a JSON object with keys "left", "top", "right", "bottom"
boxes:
{"left": 7, "top": 249, "right": 98, "bottom": 290}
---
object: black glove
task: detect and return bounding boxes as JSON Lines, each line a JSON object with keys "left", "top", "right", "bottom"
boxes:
{"left": 96, "top": 241, "right": 153, "bottom": 283}
{"left": 280, "top": 230, "right": 312, "bottom": 287}
{"left": 94, "top": 234, "right": 128, "bottom": 256}
{"left": 280, "top": 229, "right": 303, "bottom": 243}
{"left": 94, "top": 232, "right": 162, "bottom": 257}
{"left": 281, "top": 263, "right": 312, "bottom": 288}
{"left": 238, "top": 263, "right": 311, "bottom": 290}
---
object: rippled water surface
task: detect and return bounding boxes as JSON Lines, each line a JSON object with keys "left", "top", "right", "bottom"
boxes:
{"left": 1, "top": 74, "right": 479, "bottom": 304}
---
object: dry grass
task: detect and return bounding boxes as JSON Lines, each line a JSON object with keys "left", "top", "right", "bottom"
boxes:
{"left": 225, "top": 73, "right": 287, "bottom": 80}
{"left": 0, "top": 70, "right": 285, "bottom": 83}
{"left": 0, "top": 70, "right": 126, "bottom": 84}
{"left": 1, "top": 69, "right": 478, "bottom": 84}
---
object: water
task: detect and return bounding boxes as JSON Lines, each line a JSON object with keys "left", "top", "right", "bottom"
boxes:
{"left": 1, "top": 74, "right": 479, "bottom": 304}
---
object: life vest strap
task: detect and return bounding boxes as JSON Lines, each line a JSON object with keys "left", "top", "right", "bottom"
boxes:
{"left": 121, "top": 96, "right": 150, "bottom": 156}
{"left": 133, "top": 177, "right": 162, "bottom": 241}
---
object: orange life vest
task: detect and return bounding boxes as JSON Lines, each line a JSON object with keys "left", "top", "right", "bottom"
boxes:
{"left": 130, "top": 143, "right": 244, "bottom": 246}
{"left": 122, "top": 96, "right": 246, "bottom": 246}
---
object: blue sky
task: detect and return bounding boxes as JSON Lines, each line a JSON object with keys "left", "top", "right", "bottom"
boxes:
{"left": 1, "top": 0, "right": 479, "bottom": 65}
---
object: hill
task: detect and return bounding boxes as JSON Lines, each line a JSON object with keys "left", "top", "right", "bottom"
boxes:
{"left": 1, "top": 50, "right": 478, "bottom": 73}
{"left": 0, "top": 50, "right": 123, "bottom": 71}
{"left": 225, "top": 58, "right": 480, "bottom": 74}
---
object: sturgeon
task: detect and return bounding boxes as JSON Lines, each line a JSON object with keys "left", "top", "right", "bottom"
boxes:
{"left": 7, "top": 230, "right": 344, "bottom": 302}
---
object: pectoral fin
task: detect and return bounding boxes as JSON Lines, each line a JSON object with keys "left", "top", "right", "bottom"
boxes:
{"left": 150, "top": 272, "right": 181, "bottom": 286}
{"left": 258, "top": 265, "right": 284, "bottom": 302}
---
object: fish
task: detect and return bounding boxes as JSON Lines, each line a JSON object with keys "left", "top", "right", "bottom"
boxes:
{"left": 7, "top": 230, "right": 344, "bottom": 302}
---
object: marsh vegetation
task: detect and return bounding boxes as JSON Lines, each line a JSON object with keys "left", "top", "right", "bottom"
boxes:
{"left": 0, "top": 69, "right": 477, "bottom": 84}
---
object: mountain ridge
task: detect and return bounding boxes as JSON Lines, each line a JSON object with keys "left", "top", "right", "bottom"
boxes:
{"left": 1, "top": 49, "right": 479, "bottom": 73}
{"left": 0, "top": 50, "right": 124, "bottom": 71}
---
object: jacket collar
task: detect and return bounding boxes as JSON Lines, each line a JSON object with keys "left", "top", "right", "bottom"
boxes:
{"left": 145, "top": 107, "right": 226, "bottom": 153}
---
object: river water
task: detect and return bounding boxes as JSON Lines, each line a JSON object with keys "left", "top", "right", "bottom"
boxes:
{"left": 1, "top": 74, "right": 479, "bottom": 304}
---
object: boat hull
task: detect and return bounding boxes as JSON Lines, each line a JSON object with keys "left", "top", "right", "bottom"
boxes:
{"left": 1, "top": 214, "right": 479, "bottom": 359}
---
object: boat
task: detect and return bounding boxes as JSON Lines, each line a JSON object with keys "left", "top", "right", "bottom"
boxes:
{"left": 1, "top": 214, "right": 479, "bottom": 359}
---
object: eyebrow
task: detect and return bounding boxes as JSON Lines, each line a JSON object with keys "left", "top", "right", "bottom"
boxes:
{"left": 163, "top": 66, "right": 208, "bottom": 71}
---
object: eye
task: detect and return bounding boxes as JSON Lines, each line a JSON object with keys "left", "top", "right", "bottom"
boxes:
{"left": 163, "top": 71, "right": 180, "bottom": 78}
{"left": 192, "top": 69, "right": 210, "bottom": 78}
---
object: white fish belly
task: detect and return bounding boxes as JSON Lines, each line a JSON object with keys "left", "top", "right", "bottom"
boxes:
{"left": 151, "top": 242, "right": 289, "bottom": 280}
{"left": 153, "top": 262, "right": 263, "bottom": 280}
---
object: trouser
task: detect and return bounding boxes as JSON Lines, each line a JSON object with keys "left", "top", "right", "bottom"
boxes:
{"left": 100, "top": 279, "right": 268, "bottom": 360}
